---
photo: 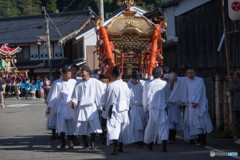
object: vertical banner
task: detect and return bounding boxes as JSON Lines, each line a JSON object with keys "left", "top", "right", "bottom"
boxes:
{"left": 228, "top": 0, "right": 240, "bottom": 20}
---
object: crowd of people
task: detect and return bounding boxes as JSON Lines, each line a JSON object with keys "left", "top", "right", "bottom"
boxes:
{"left": 0, "top": 73, "right": 52, "bottom": 108}
{"left": 45, "top": 64, "right": 240, "bottom": 155}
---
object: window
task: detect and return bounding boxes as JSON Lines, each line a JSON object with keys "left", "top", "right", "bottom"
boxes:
{"left": 17, "top": 46, "right": 30, "bottom": 60}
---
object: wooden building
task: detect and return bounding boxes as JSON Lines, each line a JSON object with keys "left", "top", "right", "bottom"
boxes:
{"left": 0, "top": 10, "right": 96, "bottom": 79}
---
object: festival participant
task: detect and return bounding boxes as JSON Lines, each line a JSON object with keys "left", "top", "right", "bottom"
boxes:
{"left": 0, "top": 76, "right": 5, "bottom": 108}
{"left": 47, "top": 66, "right": 77, "bottom": 149}
{"left": 181, "top": 67, "right": 213, "bottom": 147}
{"left": 228, "top": 71, "right": 240, "bottom": 144}
{"left": 30, "top": 80, "right": 36, "bottom": 99}
{"left": 72, "top": 65, "right": 105, "bottom": 150}
{"left": 38, "top": 79, "right": 44, "bottom": 100}
{"left": 166, "top": 73, "right": 184, "bottom": 143}
{"left": 70, "top": 64, "right": 81, "bottom": 145}
{"left": 143, "top": 66, "right": 169, "bottom": 152}
{"left": 5, "top": 74, "right": 12, "bottom": 97}
{"left": 43, "top": 75, "right": 51, "bottom": 103}
{"left": 35, "top": 76, "right": 40, "bottom": 98}
{"left": 70, "top": 64, "right": 82, "bottom": 82}
{"left": 46, "top": 72, "right": 62, "bottom": 140}
{"left": 103, "top": 66, "right": 131, "bottom": 155}
{"left": 25, "top": 78, "right": 31, "bottom": 100}
{"left": 127, "top": 69, "right": 146, "bottom": 148}
{"left": 11, "top": 74, "right": 16, "bottom": 97}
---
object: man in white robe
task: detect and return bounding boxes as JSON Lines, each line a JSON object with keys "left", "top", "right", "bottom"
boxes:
{"left": 70, "top": 64, "right": 82, "bottom": 145}
{"left": 181, "top": 67, "right": 213, "bottom": 147}
{"left": 166, "top": 74, "right": 185, "bottom": 143}
{"left": 46, "top": 74, "right": 62, "bottom": 140}
{"left": 103, "top": 66, "right": 131, "bottom": 155}
{"left": 70, "top": 64, "right": 82, "bottom": 82}
{"left": 72, "top": 65, "right": 105, "bottom": 150}
{"left": 127, "top": 69, "right": 146, "bottom": 148}
{"left": 47, "top": 66, "right": 77, "bottom": 149}
{"left": 143, "top": 66, "right": 169, "bottom": 152}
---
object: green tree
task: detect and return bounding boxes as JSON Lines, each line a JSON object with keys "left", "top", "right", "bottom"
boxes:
{"left": 46, "top": 0, "right": 57, "bottom": 13}
{"left": 0, "top": 0, "right": 21, "bottom": 17}
{"left": 0, "top": 0, "right": 42, "bottom": 17}
{"left": 22, "top": 0, "right": 42, "bottom": 15}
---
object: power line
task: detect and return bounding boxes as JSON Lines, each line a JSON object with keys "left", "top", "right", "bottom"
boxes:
{"left": 61, "top": 0, "right": 77, "bottom": 12}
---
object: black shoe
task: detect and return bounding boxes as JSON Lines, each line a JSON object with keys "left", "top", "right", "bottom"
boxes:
{"left": 136, "top": 141, "right": 143, "bottom": 149}
{"left": 82, "top": 135, "right": 89, "bottom": 150}
{"left": 60, "top": 132, "right": 66, "bottom": 150}
{"left": 161, "top": 140, "right": 167, "bottom": 153}
{"left": 119, "top": 142, "right": 123, "bottom": 152}
{"left": 198, "top": 134, "right": 205, "bottom": 148}
{"left": 60, "top": 143, "right": 65, "bottom": 150}
{"left": 204, "top": 134, "right": 207, "bottom": 146}
{"left": 190, "top": 139, "right": 195, "bottom": 144}
{"left": 90, "top": 133, "right": 96, "bottom": 150}
{"left": 148, "top": 142, "right": 154, "bottom": 150}
{"left": 173, "top": 130, "right": 177, "bottom": 142}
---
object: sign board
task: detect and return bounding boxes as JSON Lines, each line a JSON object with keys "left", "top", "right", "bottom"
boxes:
{"left": 228, "top": 0, "right": 240, "bottom": 20}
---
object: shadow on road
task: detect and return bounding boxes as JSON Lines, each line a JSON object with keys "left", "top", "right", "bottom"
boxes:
{"left": 0, "top": 134, "right": 104, "bottom": 154}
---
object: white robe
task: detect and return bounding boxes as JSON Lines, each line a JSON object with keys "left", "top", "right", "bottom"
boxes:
{"left": 127, "top": 80, "right": 146, "bottom": 143}
{"left": 181, "top": 76, "right": 213, "bottom": 140}
{"left": 46, "top": 78, "right": 62, "bottom": 129}
{"left": 143, "top": 79, "right": 169, "bottom": 144}
{"left": 72, "top": 78, "right": 105, "bottom": 135}
{"left": 48, "top": 79, "right": 77, "bottom": 135}
{"left": 104, "top": 79, "right": 131, "bottom": 145}
{"left": 166, "top": 78, "right": 185, "bottom": 131}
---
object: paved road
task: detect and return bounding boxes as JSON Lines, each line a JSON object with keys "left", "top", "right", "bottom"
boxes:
{"left": 0, "top": 98, "right": 239, "bottom": 160}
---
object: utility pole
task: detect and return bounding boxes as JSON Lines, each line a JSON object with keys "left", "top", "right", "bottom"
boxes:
{"left": 99, "top": 0, "right": 104, "bottom": 22}
{"left": 221, "top": 0, "right": 236, "bottom": 141}
{"left": 43, "top": 7, "right": 53, "bottom": 82}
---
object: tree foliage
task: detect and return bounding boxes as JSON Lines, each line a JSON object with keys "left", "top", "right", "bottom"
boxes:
{"left": 0, "top": 0, "right": 42, "bottom": 17}
{"left": 0, "top": 0, "right": 170, "bottom": 17}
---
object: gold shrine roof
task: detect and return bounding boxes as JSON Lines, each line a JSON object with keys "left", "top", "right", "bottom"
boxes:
{"left": 106, "top": 11, "right": 154, "bottom": 38}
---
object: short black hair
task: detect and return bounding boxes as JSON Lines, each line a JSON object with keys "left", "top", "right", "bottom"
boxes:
{"left": 71, "top": 64, "right": 79, "bottom": 70}
{"left": 185, "top": 64, "right": 195, "bottom": 72}
{"left": 152, "top": 66, "right": 163, "bottom": 78}
{"left": 81, "top": 65, "right": 91, "bottom": 73}
{"left": 132, "top": 69, "right": 140, "bottom": 79}
{"left": 62, "top": 65, "right": 70, "bottom": 73}
{"left": 111, "top": 66, "right": 120, "bottom": 78}
{"left": 235, "top": 71, "right": 240, "bottom": 78}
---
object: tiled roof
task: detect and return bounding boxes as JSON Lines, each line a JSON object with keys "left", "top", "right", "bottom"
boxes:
{"left": 0, "top": 10, "right": 94, "bottom": 44}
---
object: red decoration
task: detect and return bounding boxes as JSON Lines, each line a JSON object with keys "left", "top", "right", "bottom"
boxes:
{"left": 232, "top": 2, "right": 240, "bottom": 11}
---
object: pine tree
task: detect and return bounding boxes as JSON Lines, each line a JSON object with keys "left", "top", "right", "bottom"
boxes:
{"left": 46, "top": 0, "right": 57, "bottom": 13}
